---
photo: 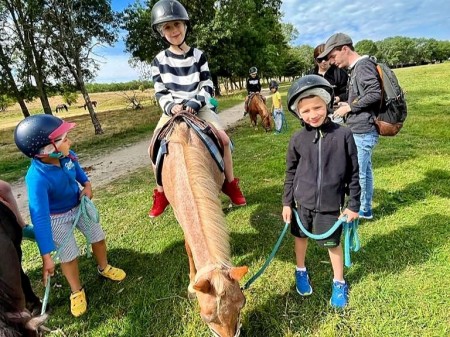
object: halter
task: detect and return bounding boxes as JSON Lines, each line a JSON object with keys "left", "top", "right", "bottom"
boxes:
{"left": 194, "top": 264, "right": 242, "bottom": 337}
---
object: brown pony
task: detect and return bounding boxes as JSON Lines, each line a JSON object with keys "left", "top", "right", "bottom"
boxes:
{"left": 161, "top": 121, "right": 248, "bottom": 337}
{"left": 247, "top": 93, "right": 271, "bottom": 131}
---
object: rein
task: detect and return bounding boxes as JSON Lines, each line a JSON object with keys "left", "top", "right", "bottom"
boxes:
{"left": 292, "top": 209, "right": 360, "bottom": 267}
{"left": 241, "top": 222, "right": 289, "bottom": 290}
{"left": 242, "top": 211, "right": 360, "bottom": 290}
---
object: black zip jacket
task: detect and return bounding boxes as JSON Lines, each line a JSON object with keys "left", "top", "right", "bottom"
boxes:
{"left": 246, "top": 76, "right": 261, "bottom": 94}
{"left": 308, "top": 65, "right": 349, "bottom": 102}
{"left": 283, "top": 120, "right": 360, "bottom": 213}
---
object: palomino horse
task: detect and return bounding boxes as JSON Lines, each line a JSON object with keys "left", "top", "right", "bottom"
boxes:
{"left": 161, "top": 120, "right": 248, "bottom": 337}
{"left": 247, "top": 93, "right": 271, "bottom": 131}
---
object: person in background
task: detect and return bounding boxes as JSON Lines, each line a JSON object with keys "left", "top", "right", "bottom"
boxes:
{"left": 147, "top": 0, "right": 246, "bottom": 218}
{"left": 318, "top": 33, "right": 381, "bottom": 220}
{"left": 244, "top": 66, "right": 263, "bottom": 116}
{"left": 310, "top": 43, "right": 349, "bottom": 105}
{"left": 283, "top": 74, "right": 360, "bottom": 308}
{"left": 269, "top": 80, "right": 285, "bottom": 134}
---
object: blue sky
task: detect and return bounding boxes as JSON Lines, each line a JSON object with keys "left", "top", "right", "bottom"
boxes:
{"left": 94, "top": 0, "right": 450, "bottom": 83}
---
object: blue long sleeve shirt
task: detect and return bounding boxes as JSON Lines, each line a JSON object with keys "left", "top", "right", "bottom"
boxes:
{"left": 25, "top": 151, "right": 89, "bottom": 255}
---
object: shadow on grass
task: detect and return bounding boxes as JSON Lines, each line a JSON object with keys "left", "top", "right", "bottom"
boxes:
{"left": 24, "top": 242, "right": 218, "bottom": 336}
{"left": 374, "top": 169, "right": 450, "bottom": 217}
{"left": 347, "top": 212, "right": 449, "bottom": 290}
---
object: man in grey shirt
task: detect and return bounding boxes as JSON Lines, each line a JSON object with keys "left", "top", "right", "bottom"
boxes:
{"left": 318, "top": 33, "right": 381, "bottom": 220}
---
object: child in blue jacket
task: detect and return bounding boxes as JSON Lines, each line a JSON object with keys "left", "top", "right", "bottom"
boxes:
{"left": 14, "top": 114, "right": 126, "bottom": 317}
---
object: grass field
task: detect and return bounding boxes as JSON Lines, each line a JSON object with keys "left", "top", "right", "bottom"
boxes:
{"left": 7, "top": 63, "right": 450, "bottom": 336}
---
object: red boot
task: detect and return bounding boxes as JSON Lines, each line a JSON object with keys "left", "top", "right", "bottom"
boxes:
{"left": 148, "top": 189, "right": 170, "bottom": 218}
{"left": 222, "top": 178, "right": 246, "bottom": 206}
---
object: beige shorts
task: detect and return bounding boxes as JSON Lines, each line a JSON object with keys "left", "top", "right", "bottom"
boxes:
{"left": 154, "top": 106, "right": 224, "bottom": 131}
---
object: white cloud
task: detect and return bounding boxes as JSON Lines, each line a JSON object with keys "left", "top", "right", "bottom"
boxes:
{"left": 94, "top": 53, "right": 141, "bottom": 83}
{"left": 281, "top": 0, "right": 450, "bottom": 47}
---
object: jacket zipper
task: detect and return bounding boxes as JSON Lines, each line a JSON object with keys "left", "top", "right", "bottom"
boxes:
{"left": 315, "top": 130, "right": 323, "bottom": 210}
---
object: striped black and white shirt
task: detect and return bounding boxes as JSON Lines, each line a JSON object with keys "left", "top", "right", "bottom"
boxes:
{"left": 151, "top": 47, "right": 214, "bottom": 116}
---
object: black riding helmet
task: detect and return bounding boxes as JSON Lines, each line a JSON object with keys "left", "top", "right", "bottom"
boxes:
{"left": 286, "top": 75, "right": 334, "bottom": 119}
{"left": 269, "top": 80, "right": 278, "bottom": 90}
{"left": 14, "top": 114, "right": 76, "bottom": 158}
{"left": 151, "top": 0, "right": 190, "bottom": 45}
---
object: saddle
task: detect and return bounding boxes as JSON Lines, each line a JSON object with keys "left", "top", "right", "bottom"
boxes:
{"left": 149, "top": 112, "right": 225, "bottom": 186}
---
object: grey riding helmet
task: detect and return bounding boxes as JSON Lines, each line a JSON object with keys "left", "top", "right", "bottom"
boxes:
{"left": 151, "top": 0, "right": 190, "bottom": 36}
{"left": 286, "top": 74, "right": 334, "bottom": 119}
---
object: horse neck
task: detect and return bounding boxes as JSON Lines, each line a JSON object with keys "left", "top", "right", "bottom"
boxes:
{"left": 164, "top": 124, "right": 231, "bottom": 269}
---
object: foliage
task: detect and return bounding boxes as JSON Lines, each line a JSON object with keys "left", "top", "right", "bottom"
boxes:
{"left": 85, "top": 80, "right": 153, "bottom": 93}
{"left": 122, "top": 0, "right": 286, "bottom": 91}
{"left": 0, "top": 94, "right": 14, "bottom": 111}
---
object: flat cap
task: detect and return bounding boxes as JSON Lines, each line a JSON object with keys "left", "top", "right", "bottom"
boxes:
{"left": 318, "top": 33, "right": 353, "bottom": 59}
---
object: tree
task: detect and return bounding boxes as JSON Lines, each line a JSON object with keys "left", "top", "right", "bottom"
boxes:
{"left": 355, "top": 39, "right": 378, "bottom": 57}
{"left": 2, "top": 0, "right": 54, "bottom": 114}
{"left": 43, "top": 0, "right": 119, "bottom": 134}
{"left": 122, "top": 0, "right": 285, "bottom": 93}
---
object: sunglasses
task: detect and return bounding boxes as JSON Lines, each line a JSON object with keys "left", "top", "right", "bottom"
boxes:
{"left": 315, "top": 57, "right": 328, "bottom": 63}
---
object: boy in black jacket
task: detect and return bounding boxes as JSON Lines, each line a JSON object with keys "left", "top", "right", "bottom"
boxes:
{"left": 282, "top": 75, "right": 360, "bottom": 308}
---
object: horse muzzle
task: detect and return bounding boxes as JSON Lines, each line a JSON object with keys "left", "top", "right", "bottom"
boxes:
{"left": 209, "top": 319, "right": 241, "bottom": 337}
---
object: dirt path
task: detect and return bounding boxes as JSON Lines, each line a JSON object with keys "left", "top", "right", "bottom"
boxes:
{"left": 11, "top": 101, "right": 250, "bottom": 219}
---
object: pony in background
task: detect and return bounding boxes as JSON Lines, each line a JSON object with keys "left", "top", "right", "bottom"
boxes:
{"left": 247, "top": 93, "right": 271, "bottom": 131}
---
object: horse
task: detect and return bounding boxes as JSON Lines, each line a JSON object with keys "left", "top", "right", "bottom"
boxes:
{"left": 55, "top": 104, "right": 68, "bottom": 113}
{"left": 83, "top": 101, "right": 97, "bottom": 110}
{"left": 0, "top": 201, "right": 48, "bottom": 336}
{"left": 160, "top": 119, "right": 248, "bottom": 337}
{"left": 247, "top": 93, "right": 271, "bottom": 131}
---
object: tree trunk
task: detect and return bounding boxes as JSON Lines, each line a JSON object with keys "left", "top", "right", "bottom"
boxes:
{"left": 0, "top": 45, "right": 30, "bottom": 117}
{"left": 80, "top": 86, "right": 103, "bottom": 134}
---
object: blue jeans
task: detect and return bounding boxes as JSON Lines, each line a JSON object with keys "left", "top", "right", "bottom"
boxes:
{"left": 353, "top": 131, "right": 379, "bottom": 212}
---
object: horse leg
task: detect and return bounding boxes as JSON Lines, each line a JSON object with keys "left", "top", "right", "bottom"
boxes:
{"left": 185, "top": 241, "right": 197, "bottom": 299}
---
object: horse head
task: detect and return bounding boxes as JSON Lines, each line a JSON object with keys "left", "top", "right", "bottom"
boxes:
{"left": 193, "top": 265, "right": 248, "bottom": 337}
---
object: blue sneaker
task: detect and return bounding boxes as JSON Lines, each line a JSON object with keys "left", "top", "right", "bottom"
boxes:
{"left": 330, "top": 281, "right": 349, "bottom": 308}
{"left": 358, "top": 209, "right": 373, "bottom": 220}
{"left": 295, "top": 270, "right": 313, "bottom": 296}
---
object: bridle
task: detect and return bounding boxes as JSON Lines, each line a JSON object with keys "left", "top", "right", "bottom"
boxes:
{"left": 195, "top": 265, "right": 242, "bottom": 337}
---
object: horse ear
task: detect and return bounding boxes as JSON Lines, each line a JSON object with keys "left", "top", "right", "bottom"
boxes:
{"left": 193, "top": 275, "right": 212, "bottom": 293}
{"left": 229, "top": 266, "right": 249, "bottom": 281}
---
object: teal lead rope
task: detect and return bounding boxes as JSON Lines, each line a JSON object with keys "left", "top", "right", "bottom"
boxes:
{"left": 242, "top": 222, "right": 290, "bottom": 290}
{"left": 292, "top": 209, "right": 360, "bottom": 267}
{"left": 241, "top": 210, "right": 361, "bottom": 290}
{"left": 40, "top": 196, "right": 97, "bottom": 315}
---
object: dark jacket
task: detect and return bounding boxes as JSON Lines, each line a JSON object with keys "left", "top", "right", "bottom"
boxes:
{"left": 347, "top": 56, "right": 382, "bottom": 134}
{"left": 283, "top": 120, "right": 360, "bottom": 213}
{"left": 309, "top": 65, "right": 349, "bottom": 102}
{"left": 246, "top": 76, "right": 261, "bottom": 94}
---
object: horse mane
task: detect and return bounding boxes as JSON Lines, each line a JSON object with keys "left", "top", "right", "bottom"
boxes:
{"left": 170, "top": 124, "right": 231, "bottom": 268}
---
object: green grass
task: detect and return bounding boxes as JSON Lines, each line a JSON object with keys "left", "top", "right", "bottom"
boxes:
{"left": 17, "top": 63, "right": 450, "bottom": 336}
